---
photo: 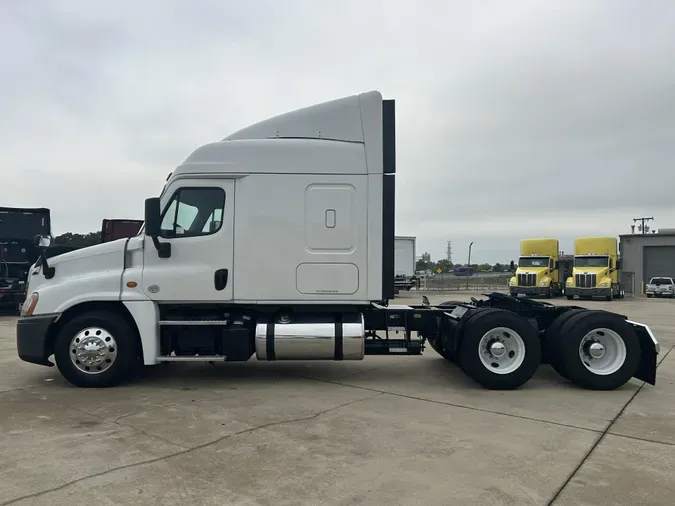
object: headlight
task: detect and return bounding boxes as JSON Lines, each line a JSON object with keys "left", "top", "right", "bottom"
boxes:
{"left": 21, "top": 292, "right": 39, "bottom": 317}
{"left": 539, "top": 281, "right": 548, "bottom": 287}
{"left": 566, "top": 281, "right": 573, "bottom": 287}
{"left": 599, "top": 282, "right": 610, "bottom": 288}
{"left": 509, "top": 280, "right": 516, "bottom": 286}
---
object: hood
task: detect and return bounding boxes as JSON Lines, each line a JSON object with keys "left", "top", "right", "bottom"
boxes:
{"left": 46, "top": 238, "right": 128, "bottom": 266}
{"left": 28, "top": 238, "right": 128, "bottom": 293}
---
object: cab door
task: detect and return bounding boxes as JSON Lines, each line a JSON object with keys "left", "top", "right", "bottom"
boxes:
{"left": 141, "top": 178, "right": 235, "bottom": 302}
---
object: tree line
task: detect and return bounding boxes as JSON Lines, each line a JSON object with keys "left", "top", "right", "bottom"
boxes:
{"left": 53, "top": 232, "right": 102, "bottom": 248}
{"left": 416, "top": 258, "right": 515, "bottom": 274}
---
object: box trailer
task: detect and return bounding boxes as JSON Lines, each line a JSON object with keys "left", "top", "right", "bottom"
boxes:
{"left": 394, "top": 236, "right": 416, "bottom": 277}
{"left": 101, "top": 219, "right": 144, "bottom": 243}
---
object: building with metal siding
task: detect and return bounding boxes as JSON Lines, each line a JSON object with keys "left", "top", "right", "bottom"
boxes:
{"left": 619, "top": 231, "right": 675, "bottom": 295}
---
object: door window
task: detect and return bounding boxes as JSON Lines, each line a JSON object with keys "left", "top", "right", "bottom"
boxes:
{"left": 160, "top": 187, "right": 226, "bottom": 238}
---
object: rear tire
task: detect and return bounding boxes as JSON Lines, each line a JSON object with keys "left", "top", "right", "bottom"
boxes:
{"left": 457, "top": 309, "right": 541, "bottom": 390}
{"left": 54, "top": 310, "right": 141, "bottom": 388}
{"left": 544, "top": 309, "right": 587, "bottom": 378}
{"left": 547, "top": 310, "right": 641, "bottom": 390}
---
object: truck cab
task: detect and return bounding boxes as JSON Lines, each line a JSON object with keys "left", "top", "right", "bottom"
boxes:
{"left": 15, "top": 90, "right": 397, "bottom": 387}
{"left": 509, "top": 238, "right": 561, "bottom": 298}
{"left": 565, "top": 237, "right": 623, "bottom": 301}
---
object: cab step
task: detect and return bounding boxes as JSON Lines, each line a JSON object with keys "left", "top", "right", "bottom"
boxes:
{"left": 156, "top": 355, "right": 227, "bottom": 362}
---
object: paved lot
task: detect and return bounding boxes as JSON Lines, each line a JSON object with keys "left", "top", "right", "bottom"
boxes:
{"left": 1, "top": 294, "right": 674, "bottom": 505}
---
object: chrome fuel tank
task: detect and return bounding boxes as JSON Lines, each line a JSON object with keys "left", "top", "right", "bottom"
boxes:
{"left": 254, "top": 313, "right": 364, "bottom": 360}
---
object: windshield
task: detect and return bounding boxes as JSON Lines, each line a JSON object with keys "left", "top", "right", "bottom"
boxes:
{"left": 575, "top": 256, "right": 609, "bottom": 268}
{"left": 650, "top": 277, "right": 673, "bottom": 285}
{"left": 518, "top": 257, "right": 550, "bottom": 268}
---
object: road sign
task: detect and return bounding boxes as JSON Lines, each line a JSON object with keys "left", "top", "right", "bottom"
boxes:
{"left": 436, "top": 267, "right": 442, "bottom": 274}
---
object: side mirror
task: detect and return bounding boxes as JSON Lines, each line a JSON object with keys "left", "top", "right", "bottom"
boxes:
{"left": 33, "top": 234, "right": 51, "bottom": 248}
{"left": 554, "top": 261, "right": 559, "bottom": 270}
{"left": 32, "top": 234, "right": 55, "bottom": 279}
{"left": 144, "top": 197, "right": 172, "bottom": 259}
{"left": 616, "top": 259, "right": 622, "bottom": 270}
{"left": 144, "top": 197, "right": 162, "bottom": 237}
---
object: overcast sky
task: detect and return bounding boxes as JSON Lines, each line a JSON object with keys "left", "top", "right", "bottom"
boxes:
{"left": 2, "top": 0, "right": 674, "bottom": 263}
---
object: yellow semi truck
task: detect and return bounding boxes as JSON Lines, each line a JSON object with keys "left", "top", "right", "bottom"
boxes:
{"left": 565, "top": 236, "right": 624, "bottom": 301}
{"left": 509, "top": 238, "right": 562, "bottom": 298}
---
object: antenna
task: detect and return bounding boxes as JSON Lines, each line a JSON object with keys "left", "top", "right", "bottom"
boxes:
{"left": 446, "top": 240, "right": 453, "bottom": 263}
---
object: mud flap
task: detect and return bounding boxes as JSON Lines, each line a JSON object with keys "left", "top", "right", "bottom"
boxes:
{"left": 626, "top": 320, "right": 659, "bottom": 385}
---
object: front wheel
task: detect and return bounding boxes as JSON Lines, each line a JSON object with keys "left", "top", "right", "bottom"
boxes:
{"left": 54, "top": 310, "right": 141, "bottom": 388}
{"left": 457, "top": 309, "right": 541, "bottom": 390}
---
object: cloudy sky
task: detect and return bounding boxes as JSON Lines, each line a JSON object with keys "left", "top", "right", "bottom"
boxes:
{"left": 2, "top": 0, "right": 674, "bottom": 264}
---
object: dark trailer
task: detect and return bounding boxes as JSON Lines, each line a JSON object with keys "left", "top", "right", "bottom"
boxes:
{"left": 0, "top": 207, "right": 51, "bottom": 312}
{"left": 101, "top": 219, "right": 144, "bottom": 243}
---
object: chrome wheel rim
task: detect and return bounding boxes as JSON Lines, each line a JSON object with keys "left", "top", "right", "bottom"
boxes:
{"left": 69, "top": 327, "right": 118, "bottom": 374}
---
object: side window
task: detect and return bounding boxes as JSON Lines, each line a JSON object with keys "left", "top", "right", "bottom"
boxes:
{"left": 159, "top": 187, "right": 226, "bottom": 238}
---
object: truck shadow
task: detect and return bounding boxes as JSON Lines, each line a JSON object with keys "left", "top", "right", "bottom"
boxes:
{"left": 130, "top": 357, "right": 586, "bottom": 392}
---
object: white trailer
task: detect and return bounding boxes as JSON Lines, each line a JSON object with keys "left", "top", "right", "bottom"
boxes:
{"left": 394, "top": 236, "right": 416, "bottom": 277}
{"left": 16, "top": 91, "right": 660, "bottom": 392}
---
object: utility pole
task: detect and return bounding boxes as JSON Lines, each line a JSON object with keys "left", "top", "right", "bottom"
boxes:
{"left": 466, "top": 241, "right": 474, "bottom": 290}
{"left": 633, "top": 217, "right": 654, "bottom": 235}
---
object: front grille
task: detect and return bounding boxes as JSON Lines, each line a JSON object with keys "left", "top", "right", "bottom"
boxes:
{"left": 517, "top": 273, "right": 537, "bottom": 287}
{"left": 575, "top": 273, "right": 597, "bottom": 288}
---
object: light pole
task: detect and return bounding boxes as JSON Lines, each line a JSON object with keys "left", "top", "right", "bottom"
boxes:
{"left": 466, "top": 242, "right": 474, "bottom": 290}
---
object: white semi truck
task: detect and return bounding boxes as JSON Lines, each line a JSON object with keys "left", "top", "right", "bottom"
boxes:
{"left": 16, "top": 91, "right": 659, "bottom": 392}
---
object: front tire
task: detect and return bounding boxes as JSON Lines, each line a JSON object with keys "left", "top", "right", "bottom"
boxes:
{"left": 54, "top": 310, "right": 141, "bottom": 388}
{"left": 547, "top": 310, "right": 640, "bottom": 390}
{"left": 457, "top": 309, "right": 541, "bottom": 390}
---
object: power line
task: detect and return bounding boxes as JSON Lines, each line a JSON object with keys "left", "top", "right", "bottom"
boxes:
{"left": 632, "top": 216, "right": 654, "bottom": 235}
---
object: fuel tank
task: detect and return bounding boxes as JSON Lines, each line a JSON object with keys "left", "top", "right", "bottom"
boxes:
{"left": 254, "top": 312, "right": 365, "bottom": 360}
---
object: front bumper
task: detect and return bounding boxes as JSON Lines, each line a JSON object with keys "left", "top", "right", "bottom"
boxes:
{"left": 510, "top": 286, "right": 549, "bottom": 296}
{"left": 16, "top": 314, "right": 58, "bottom": 367}
{"left": 566, "top": 287, "right": 610, "bottom": 297}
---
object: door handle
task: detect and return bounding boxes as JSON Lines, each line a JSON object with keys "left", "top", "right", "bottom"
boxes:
{"left": 214, "top": 269, "right": 228, "bottom": 291}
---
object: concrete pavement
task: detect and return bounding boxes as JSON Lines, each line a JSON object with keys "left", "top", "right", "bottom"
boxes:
{"left": 1, "top": 294, "right": 673, "bottom": 505}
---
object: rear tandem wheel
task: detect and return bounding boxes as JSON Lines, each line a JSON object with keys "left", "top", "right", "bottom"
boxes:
{"left": 456, "top": 309, "right": 541, "bottom": 390}
{"left": 546, "top": 310, "right": 641, "bottom": 390}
